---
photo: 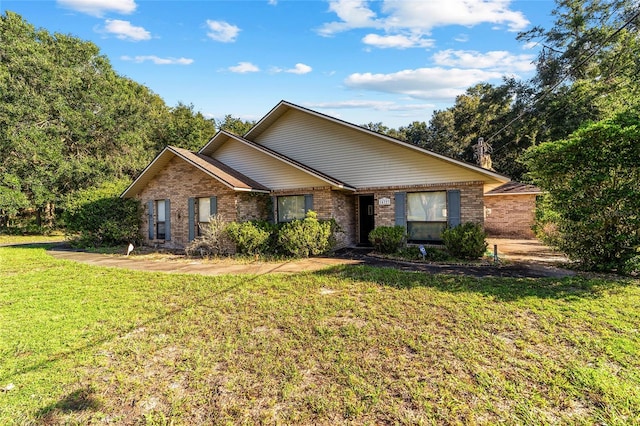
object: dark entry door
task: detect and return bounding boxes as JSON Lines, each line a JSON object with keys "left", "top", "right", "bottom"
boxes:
{"left": 359, "top": 195, "right": 375, "bottom": 245}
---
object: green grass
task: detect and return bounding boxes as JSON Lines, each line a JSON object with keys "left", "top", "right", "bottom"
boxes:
{"left": 0, "top": 233, "right": 65, "bottom": 245}
{"left": 1, "top": 242, "right": 639, "bottom": 425}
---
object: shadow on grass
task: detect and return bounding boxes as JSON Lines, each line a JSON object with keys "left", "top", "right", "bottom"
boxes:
{"left": 36, "top": 386, "right": 101, "bottom": 420}
{"left": 313, "top": 264, "right": 636, "bottom": 301}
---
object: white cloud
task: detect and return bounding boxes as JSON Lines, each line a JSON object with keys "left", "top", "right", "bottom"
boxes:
{"left": 229, "top": 62, "right": 260, "bottom": 73}
{"left": 206, "top": 20, "right": 240, "bottom": 42}
{"left": 121, "top": 55, "right": 193, "bottom": 65}
{"left": 318, "top": 0, "right": 530, "bottom": 49}
{"left": 432, "top": 49, "right": 535, "bottom": 72}
{"left": 362, "top": 33, "right": 434, "bottom": 49}
{"left": 380, "top": 0, "right": 529, "bottom": 32}
{"left": 305, "top": 100, "right": 435, "bottom": 111}
{"left": 286, "top": 63, "right": 312, "bottom": 74}
{"left": 344, "top": 67, "right": 504, "bottom": 100}
{"left": 57, "top": 0, "right": 136, "bottom": 17}
{"left": 318, "top": 0, "right": 382, "bottom": 36}
{"left": 523, "top": 41, "right": 539, "bottom": 50}
{"left": 104, "top": 20, "right": 151, "bottom": 41}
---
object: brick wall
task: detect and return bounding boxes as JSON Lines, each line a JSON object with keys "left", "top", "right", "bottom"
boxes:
{"left": 271, "top": 187, "right": 356, "bottom": 248}
{"left": 358, "top": 181, "right": 486, "bottom": 228}
{"left": 484, "top": 194, "right": 537, "bottom": 238}
{"left": 136, "top": 162, "right": 492, "bottom": 249}
{"left": 270, "top": 187, "right": 333, "bottom": 220}
{"left": 237, "top": 192, "right": 270, "bottom": 222}
{"left": 332, "top": 191, "right": 356, "bottom": 248}
{"left": 137, "top": 157, "right": 241, "bottom": 249}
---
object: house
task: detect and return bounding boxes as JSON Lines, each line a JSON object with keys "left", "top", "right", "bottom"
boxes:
{"left": 484, "top": 181, "right": 543, "bottom": 238}
{"left": 121, "top": 100, "right": 517, "bottom": 249}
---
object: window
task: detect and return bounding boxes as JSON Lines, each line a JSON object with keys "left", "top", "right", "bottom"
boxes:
{"left": 156, "top": 199, "right": 166, "bottom": 239}
{"left": 407, "top": 191, "right": 447, "bottom": 242}
{"left": 188, "top": 196, "right": 217, "bottom": 241}
{"left": 197, "top": 198, "right": 211, "bottom": 223}
{"left": 197, "top": 197, "right": 212, "bottom": 236}
{"left": 277, "top": 195, "right": 312, "bottom": 223}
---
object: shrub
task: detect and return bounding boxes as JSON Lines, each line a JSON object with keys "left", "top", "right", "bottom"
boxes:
{"left": 185, "top": 215, "right": 233, "bottom": 257}
{"left": 226, "top": 220, "right": 275, "bottom": 255}
{"left": 63, "top": 180, "right": 141, "bottom": 248}
{"left": 368, "top": 226, "right": 406, "bottom": 254}
{"left": 442, "top": 222, "right": 487, "bottom": 259}
{"left": 277, "top": 211, "right": 333, "bottom": 258}
{"left": 523, "top": 110, "right": 640, "bottom": 271}
{"left": 622, "top": 252, "right": 640, "bottom": 276}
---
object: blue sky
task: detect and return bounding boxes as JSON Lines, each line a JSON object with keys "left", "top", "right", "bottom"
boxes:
{"left": 2, "top": 0, "right": 555, "bottom": 129}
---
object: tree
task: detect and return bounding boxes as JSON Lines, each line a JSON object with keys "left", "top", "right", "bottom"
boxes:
{"left": 0, "top": 12, "right": 256, "bottom": 230}
{"left": 155, "top": 102, "right": 216, "bottom": 151}
{"left": 0, "top": 12, "right": 182, "bottom": 228}
{"left": 216, "top": 114, "right": 255, "bottom": 135}
{"left": 523, "top": 109, "right": 640, "bottom": 272}
{"left": 517, "top": 0, "right": 640, "bottom": 142}
{"left": 361, "top": 122, "right": 403, "bottom": 139}
{"left": 419, "top": 83, "right": 524, "bottom": 176}
{"left": 418, "top": 0, "right": 639, "bottom": 180}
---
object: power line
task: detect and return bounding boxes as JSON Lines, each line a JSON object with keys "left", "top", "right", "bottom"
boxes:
{"left": 486, "top": 6, "right": 640, "bottom": 151}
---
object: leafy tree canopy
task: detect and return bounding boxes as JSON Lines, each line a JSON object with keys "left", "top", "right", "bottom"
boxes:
{"left": 215, "top": 114, "right": 255, "bottom": 136}
{"left": 523, "top": 109, "right": 640, "bottom": 272}
{"left": 0, "top": 12, "right": 216, "bottom": 227}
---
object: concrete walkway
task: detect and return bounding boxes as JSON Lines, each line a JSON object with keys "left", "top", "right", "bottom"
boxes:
{"left": 44, "top": 238, "right": 575, "bottom": 278}
{"left": 47, "top": 247, "right": 361, "bottom": 275}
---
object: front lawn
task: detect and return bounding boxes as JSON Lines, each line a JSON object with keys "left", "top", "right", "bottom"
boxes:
{"left": 1, "top": 243, "right": 639, "bottom": 424}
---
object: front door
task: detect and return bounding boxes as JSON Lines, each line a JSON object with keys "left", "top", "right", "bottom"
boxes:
{"left": 359, "top": 195, "right": 375, "bottom": 245}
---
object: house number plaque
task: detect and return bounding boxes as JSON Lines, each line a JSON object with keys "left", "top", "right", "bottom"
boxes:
{"left": 378, "top": 197, "right": 391, "bottom": 206}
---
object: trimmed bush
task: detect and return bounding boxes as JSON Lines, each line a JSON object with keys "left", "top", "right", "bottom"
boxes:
{"left": 63, "top": 180, "right": 141, "bottom": 248}
{"left": 226, "top": 220, "right": 275, "bottom": 255}
{"left": 442, "top": 222, "right": 487, "bottom": 259}
{"left": 368, "top": 226, "right": 406, "bottom": 254}
{"left": 277, "top": 211, "right": 333, "bottom": 258}
{"left": 185, "top": 215, "right": 233, "bottom": 257}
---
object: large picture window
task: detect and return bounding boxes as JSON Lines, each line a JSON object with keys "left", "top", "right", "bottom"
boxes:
{"left": 277, "top": 195, "right": 306, "bottom": 223}
{"left": 407, "top": 191, "right": 447, "bottom": 242}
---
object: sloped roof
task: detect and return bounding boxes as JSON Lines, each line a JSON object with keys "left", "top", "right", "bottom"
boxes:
{"left": 243, "top": 100, "right": 511, "bottom": 185}
{"left": 121, "top": 146, "right": 269, "bottom": 198}
{"left": 485, "top": 181, "right": 543, "bottom": 196}
{"left": 200, "top": 130, "right": 355, "bottom": 191}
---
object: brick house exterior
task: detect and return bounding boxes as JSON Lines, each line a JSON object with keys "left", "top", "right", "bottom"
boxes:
{"left": 122, "top": 101, "right": 523, "bottom": 249}
{"left": 484, "top": 182, "right": 542, "bottom": 238}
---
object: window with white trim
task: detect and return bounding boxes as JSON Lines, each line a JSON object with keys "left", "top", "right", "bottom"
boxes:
{"left": 156, "top": 199, "right": 166, "bottom": 239}
{"left": 407, "top": 191, "right": 447, "bottom": 242}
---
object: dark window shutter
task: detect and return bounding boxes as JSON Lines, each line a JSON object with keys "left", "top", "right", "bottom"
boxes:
{"left": 447, "top": 190, "right": 461, "bottom": 228}
{"left": 268, "top": 196, "right": 276, "bottom": 223}
{"left": 210, "top": 196, "right": 217, "bottom": 216}
{"left": 304, "top": 194, "right": 313, "bottom": 213}
{"left": 394, "top": 192, "right": 406, "bottom": 227}
{"left": 147, "top": 200, "right": 154, "bottom": 240}
{"left": 164, "top": 199, "right": 171, "bottom": 240}
{"left": 188, "top": 198, "right": 195, "bottom": 242}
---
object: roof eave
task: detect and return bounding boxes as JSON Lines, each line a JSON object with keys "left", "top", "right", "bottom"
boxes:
{"left": 485, "top": 191, "right": 543, "bottom": 196}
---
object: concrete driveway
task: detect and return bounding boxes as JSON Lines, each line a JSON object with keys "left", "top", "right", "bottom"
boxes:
{"left": 486, "top": 238, "right": 569, "bottom": 265}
